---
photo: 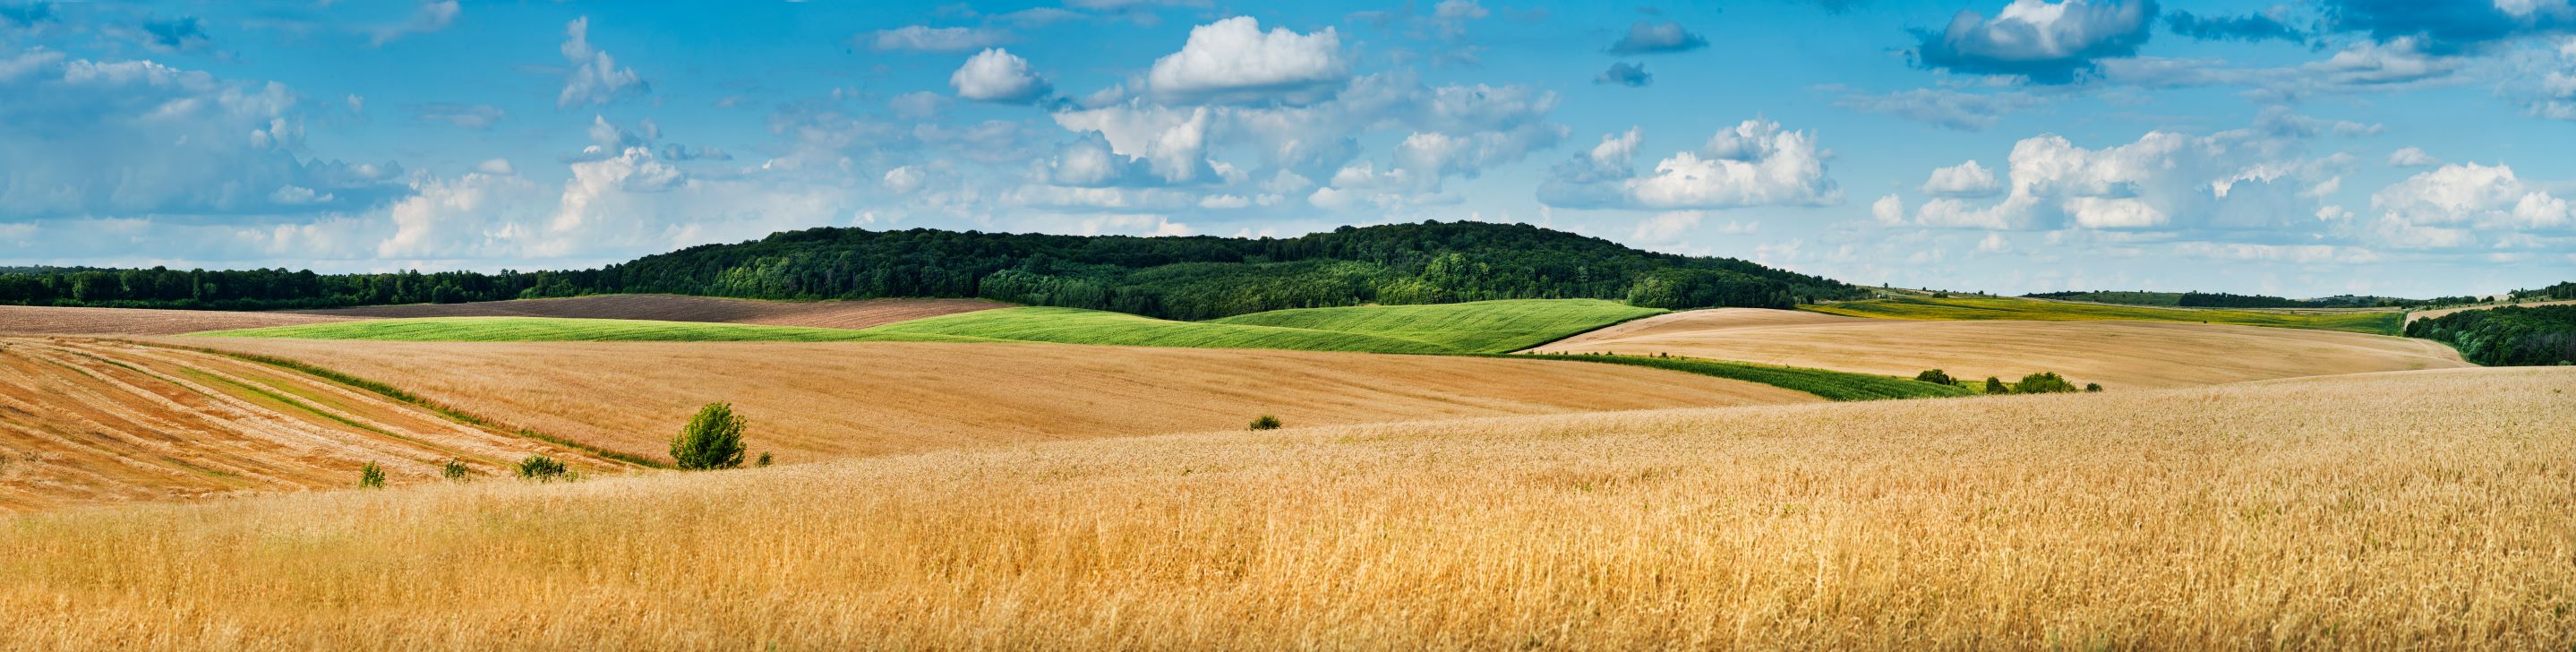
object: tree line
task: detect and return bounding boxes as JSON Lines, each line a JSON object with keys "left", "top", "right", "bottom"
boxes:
{"left": 2406, "top": 305, "right": 2576, "bottom": 366}
{"left": 0, "top": 221, "right": 1866, "bottom": 320}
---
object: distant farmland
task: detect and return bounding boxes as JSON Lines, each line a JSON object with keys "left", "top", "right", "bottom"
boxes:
{"left": 1806, "top": 295, "right": 2404, "bottom": 335}
{"left": 196, "top": 316, "right": 998, "bottom": 343}
{"left": 292, "top": 295, "right": 1006, "bottom": 330}
{"left": 0, "top": 305, "right": 354, "bottom": 336}
{"left": 1536, "top": 308, "right": 2468, "bottom": 389}
{"left": 867, "top": 299, "right": 1662, "bottom": 354}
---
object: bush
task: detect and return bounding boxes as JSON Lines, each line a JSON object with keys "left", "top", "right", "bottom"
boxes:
{"left": 1983, "top": 377, "right": 2008, "bottom": 394}
{"left": 671, "top": 402, "right": 749, "bottom": 470}
{"left": 517, "top": 455, "right": 569, "bottom": 481}
{"left": 357, "top": 461, "right": 386, "bottom": 489}
{"left": 1913, "top": 369, "right": 1956, "bottom": 385}
{"left": 2084, "top": 382, "right": 2103, "bottom": 392}
{"left": 1249, "top": 415, "right": 1283, "bottom": 430}
{"left": 441, "top": 459, "right": 470, "bottom": 482}
{"left": 757, "top": 451, "right": 774, "bottom": 468}
{"left": 2014, "top": 372, "right": 2082, "bottom": 394}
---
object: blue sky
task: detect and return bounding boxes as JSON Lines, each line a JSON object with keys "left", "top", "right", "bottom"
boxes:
{"left": 3, "top": 0, "right": 2572, "bottom": 297}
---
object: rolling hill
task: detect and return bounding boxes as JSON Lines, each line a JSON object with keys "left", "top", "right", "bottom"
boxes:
{"left": 0, "top": 305, "right": 355, "bottom": 336}
{"left": 6, "top": 366, "right": 2568, "bottom": 648}
{"left": 1805, "top": 295, "right": 2404, "bottom": 335}
{"left": 175, "top": 339, "right": 1824, "bottom": 464}
{"left": 195, "top": 316, "right": 997, "bottom": 343}
{"left": 290, "top": 295, "right": 1007, "bottom": 329}
{"left": 868, "top": 299, "right": 1659, "bottom": 354}
{"left": 1534, "top": 308, "right": 2469, "bottom": 389}
{"left": 0, "top": 338, "right": 630, "bottom": 510}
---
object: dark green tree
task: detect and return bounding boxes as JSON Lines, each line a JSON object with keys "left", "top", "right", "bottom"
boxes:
{"left": 517, "top": 455, "right": 569, "bottom": 481}
{"left": 1248, "top": 415, "right": 1283, "bottom": 431}
{"left": 671, "top": 402, "right": 749, "bottom": 470}
{"left": 1983, "top": 377, "right": 2008, "bottom": 394}
{"left": 357, "top": 461, "right": 386, "bottom": 489}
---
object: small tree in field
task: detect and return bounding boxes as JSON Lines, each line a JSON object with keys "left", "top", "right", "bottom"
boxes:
{"left": 1983, "top": 377, "right": 2009, "bottom": 394}
{"left": 2084, "top": 382, "right": 2104, "bottom": 392}
{"left": 1913, "top": 369, "right": 1956, "bottom": 386}
{"left": 357, "top": 461, "right": 386, "bottom": 489}
{"left": 517, "top": 455, "right": 568, "bottom": 481}
{"left": 671, "top": 402, "right": 749, "bottom": 470}
{"left": 441, "top": 459, "right": 471, "bottom": 482}
{"left": 2014, "top": 372, "right": 2081, "bottom": 394}
{"left": 1248, "top": 415, "right": 1283, "bottom": 431}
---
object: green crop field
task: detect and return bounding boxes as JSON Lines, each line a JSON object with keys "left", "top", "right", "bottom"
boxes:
{"left": 1803, "top": 296, "right": 2402, "bottom": 335}
{"left": 192, "top": 317, "right": 993, "bottom": 343}
{"left": 867, "top": 300, "right": 1661, "bottom": 354}
{"left": 1206, "top": 299, "right": 1664, "bottom": 352}
{"left": 1495, "top": 353, "right": 1978, "bottom": 401}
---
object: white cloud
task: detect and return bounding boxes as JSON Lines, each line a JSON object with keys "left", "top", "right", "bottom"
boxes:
{"left": 1146, "top": 17, "right": 1348, "bottom": 105}
{"left": 882, "top": 166, "right": 925, "bottom": 193}
{"left": 2387, "top": 147, "right": 2440, "bottom": 167}
{"left": 1913, "top": 0, "right": 2157, "bottom": 83}
{"left": 1904, "top": 124, "right": 2351, "bottom": 233}
{"left": 1606, "top": 21, "right": 1708, "bottom": 55}
{"left": 558, "top": 17, "right": 646, "bottom": 108}
{"left": 369, "top": 0, "right": 459, "bottom": 46}
{"left": 1872, "top": 194, "right": 1904, "bottom": 225}
{"left": 869, "top": 26, "right": 1012, "bottom": 52}
{"left": 1921, "top": 159, "right": 2003, "bottom": 197}
{"left": 1539, "top": 120, "right": 1839, "bottom": 210}
{"left": 950, "top": 47, "right": 1051, "bottom": 103}
{"left": 1977, "top": 232, "right": 2011, "bottom": 253}
{"left": 2369, "top": 163, "right": 2573, "bottom": 248}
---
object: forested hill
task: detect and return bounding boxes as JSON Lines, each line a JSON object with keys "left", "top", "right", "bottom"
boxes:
{"left": 0, "top": 221, "right": 1865, "bottom": 320}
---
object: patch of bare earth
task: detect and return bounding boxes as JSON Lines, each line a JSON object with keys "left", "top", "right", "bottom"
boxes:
{"left": 1533, "top": 308, "right": 2472, "bottom": 389}
{"left": 0, "top": 305, "right": 352, "bottom": 336}
{"left": 290, "top": 294, "right": 1009, "bottom": 329}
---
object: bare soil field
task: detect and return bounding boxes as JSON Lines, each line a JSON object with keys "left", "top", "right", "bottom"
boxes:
{"left": 4, "top": 366, "right": 2568, "bottom": 648}
{"left": 0, "top": 338, "right": 628, "bottom": 510}
{"left": 2407, "top": 299, "right": 2576, "bottom": 323}
{"left": 1532, "top": 308, "right": 2471, "bottom": 389}
{"left": 291, "top": 295, "right": 1009, "bottom": 330}
{"left": 178, "top": 339, "right": 1824, "bottom": 464}
{"left": 0, "top": 305, "right": 353, "bottom": 336}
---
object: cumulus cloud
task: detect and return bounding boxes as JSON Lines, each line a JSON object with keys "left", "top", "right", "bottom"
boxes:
{"left": 1047, "top": 131, "right": 1168, "bottom": 187}
{"left": 1147, "top": 17, "right": 1348, "bottom": 105}
{"left": 1922, "top": 160, "right": 2004, "bottom": 197}
{"left": 2368, "top": 162, "right": 2572, "bottom": 248}
{"left": 1606, "top": 21, "right": 1709, "bottom": 55}
{"left": 1829, "top": 87, "right": 2049, "bottom": 131}
{"left": 558, "top": 17, "right": 646, "bottom": 108}
{"left": 1913, "top": 0, "right": 2159, "bottom": 84}
{"left": 2515, "top": 37, "right": 2576, "bottom": 120}
{"left": 1906, "top": 123, "right": 2352, "bottom": 233}
{"left": 869, "top": 25, "right": 1013, "bottom": 52}
{"left": 0, "top": 51, "right": 407, "bottom": 220}
{"left": 1539, "top": 120, "right": 1839, "bottom": 210}
{"left": 1594, "top": 62, "right": 1651, "bottom": 87}
{"left": 950, "top": 47, "right": 1052, "bottom": 103}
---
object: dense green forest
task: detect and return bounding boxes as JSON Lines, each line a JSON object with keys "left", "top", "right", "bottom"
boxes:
{"left": 2406, "top": 305, "right": 2576, "bottom": 366}
{"left": 2027, "top": 290, "right": 2423, "bottom": 309}
{"left": 2513, "top": 282, "right": 2576, "bottom": 302}
{"left": 0, "top": 221, "right": 1864, "bottom": 320}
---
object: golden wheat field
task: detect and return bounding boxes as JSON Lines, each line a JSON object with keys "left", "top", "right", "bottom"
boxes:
{"left": 0, "top": 338, "right": 632, "bottom": 510}
{"left": 1534, "top": 308, "right": 2471, "bottom": 389}
{"left": 2, "top": 366, "right": 2569, "bottom": 649}
{"left": 175, "top": 338, "right": 1821, "bottom": 463}
{"left": 289, "top": 295, "right": 1009, "bottom": 330}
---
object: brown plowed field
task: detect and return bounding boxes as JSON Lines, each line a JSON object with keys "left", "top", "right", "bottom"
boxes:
{"left": 1532, "top": 308, "right": 2472, "bottom": 389}
{"left": 291, "top": 295, "right": 1009, "bottom": 329}
{"left": 0, "top": 305, "right": 354, "bottom": 336}
{"left": 178, "top": 339, "right": 1825, "bottom": 464}
{"left": 0, "top": 338, "right": 629, "bottom": 510}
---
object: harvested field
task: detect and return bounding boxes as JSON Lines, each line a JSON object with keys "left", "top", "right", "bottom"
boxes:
{"left": 0, "top": 338, "right": 629, "bottom": 510}
{"left": 0, "top": 305, "right": 352, "bottom": 336}
{"left": 2408, "top": 299, "right": 2576, "bottom": 323}
{"left": 1806, "top": 295, "right": 2403, "bottom": 334}
{"left": 4, "top": 366, "right": 2569, "bottom": 648}
{"left": 177, "top": 339, "right": 1823, "bottom": 464}
{"left": 291, "top": 294, "right": 1008, "bottom": 329}
{"left": 1533, "top": 308, "right": 2472, "bottom": 389}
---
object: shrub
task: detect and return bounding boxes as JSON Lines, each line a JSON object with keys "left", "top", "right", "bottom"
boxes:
{"left": 2015, "top": 372, "right": 2081, "bottom": 394}
{"left": 517, "top": 455, "right": 569, "bottom": 481}
{"left": 441, "top": 459, "right": 470, "bottom": 482}
{"left": 2084, "top": 382, "right": 2103, "bottom": 392}
{"left": 1249, "top": 415, "right": 1283, "bottom": 430}
{"left": 357, "top": 461, "right": 386, "bottom": 489}
{"left": 1983, "top": 377, "right": 2008, "bottom": 394}
{"left": 671, "top": 402, "right": 749, "bottom": 470}
{"left": 757, "top": 451, "right": 774, "bottom": 468}
{"left": 1913, "top": 369, "right": 1956, "bottom": 385}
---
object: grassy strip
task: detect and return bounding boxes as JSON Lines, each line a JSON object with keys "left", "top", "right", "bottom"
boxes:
{"left": 150, "top": 342, "right": 667, "bottom": 469}
{"left": 1484, "top": 353, "right": 1978, "bottom": 402}
{"left": 1803, "top": 296, "right": 2403, "bottom": 335}
{"left": 1207, "top": 299, "right": 1666, "bottom": 353}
